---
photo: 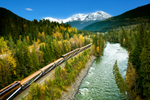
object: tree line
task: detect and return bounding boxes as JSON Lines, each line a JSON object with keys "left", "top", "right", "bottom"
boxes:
{"left": 90, "top": 33, "right": 106, "bottom": 57}
{"left": 107, "top": 23, "right": 150, "bottom": 99}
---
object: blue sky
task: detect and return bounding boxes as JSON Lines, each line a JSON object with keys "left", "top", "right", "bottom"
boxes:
{"left": 1, "top": 0, "right": 150, "bottom": 21}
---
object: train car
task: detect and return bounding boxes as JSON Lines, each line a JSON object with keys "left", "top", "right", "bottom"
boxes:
{"left": 0, "top": 81, "right": 21, "bottom": 100}
{"left": 61, "top": 48, "right": 80, "bottom": 60}
{"left": 20, "top": 70, "right": 42, "bottom": 90}
{"left": 53, "top": 58, "right": 64, "bottom": 66}
{"left": 40, "top": 62, "right": 55, "bottom": 75}
{"left": 85, "top": 43, "right": 92, "bottom": 49}
{"left": 78, "top": 43, "right": 92, "bottom": 53}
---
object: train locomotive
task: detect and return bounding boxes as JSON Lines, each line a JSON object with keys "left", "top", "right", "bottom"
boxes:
{"left": 0, "top": 43, "right": 92, "bottom": 100}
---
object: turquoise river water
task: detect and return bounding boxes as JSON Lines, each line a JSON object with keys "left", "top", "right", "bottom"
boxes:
{"left": 75, "top": 42, "right": 128, "bottom": 100}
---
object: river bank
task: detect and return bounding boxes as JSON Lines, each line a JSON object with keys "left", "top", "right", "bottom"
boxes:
{"left": 75, "top": 42, "right": 128, "bottom": 100}
{"left": 60, "top": 55, "right": 96, "bottom": 100}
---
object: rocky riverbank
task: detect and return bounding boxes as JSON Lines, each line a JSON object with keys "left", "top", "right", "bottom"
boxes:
{"left": 59, "top": 56, "right": 96, "bottom": 100}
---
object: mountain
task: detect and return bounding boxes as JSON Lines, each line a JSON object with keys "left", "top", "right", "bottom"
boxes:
{"left": 0, "top": 7, "right": 27, "bottom": 20}
{"left": 0, "top": 7, "right": 30, "bottom": 38}
{"left": 83, "top": 3, "right": 150, "bottom": 32}
{"left": 0, "top": 7, "right": 70, "bottom": 41}
{"left": 44, "top": 11, "right": 112, "bottom": 29}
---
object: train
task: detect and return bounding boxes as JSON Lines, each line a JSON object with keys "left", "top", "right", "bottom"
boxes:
{"left": 0, "top": 43, "right": 92, "bottom": 100}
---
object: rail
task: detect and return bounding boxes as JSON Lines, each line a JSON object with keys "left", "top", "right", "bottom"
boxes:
{"left": 0, "top": 43, "right": 92, "bottom": 100}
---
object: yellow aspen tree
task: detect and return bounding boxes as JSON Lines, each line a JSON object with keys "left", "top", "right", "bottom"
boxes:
{"left": 65, "top": 33, "right": 69, "bottom": 39}
{"left": 123, "top": 38, "right": 126, "bottom": 46}
{"left": 57, "top": 32, "right": 63, "bottom": 40}
{"left": 0, "top": 37, "right": 7, "bottom": 53}
{"left": 64, "top": 44, "right": 68, "bottom": 53}
{"left": 1, "top": 47, "right": 17, "bottom": 86}
{"left": 66, "top": 41, "right": 71, "bottom": 52}
{"left": 96, "top": 46, "right": 99, "bottom": 53}
{"left": 41, "top": 32, "right": 45, "bottom": 41}
{"left": 55, "top": 25, "right": 59, "bottom": 32}
{"left": 70, "top": 38, "right": 74, "bottom": 47}
{"left": 73, "top": 34, "right": 79, "bottom": 48}
{"left": 37, "top": 39, "right": 40, "bottom": 44}
{"left": 97, "top": 40, "right": 99, "bottom": 45}
{"left": 68, "top": 27, "right": 73, "bottom": 33}
{"left": 60, "top": 26, "right": 65, "bottom": 30}
{"left": 73, "top": 27, "right": 77, "bottom": 33}
{"left": 58, "top": 41, "right": 64, "bottom": 51}
{"left": 0, "top": 59, "right": 4, "bottom": 88}
{"left": 33, "top": 41, "right": 39, "bottom": 50}
{"left": 79, "top": 35, "right": 84, "bottom": 47}
{"left": 27, "top": 36, "right": 30, "bottom": 43}
{"left": 38, "top": 32, "right": 41, "bottom": 39}
{"left": 53, "top": 33, "right": 57, "bottom": 39}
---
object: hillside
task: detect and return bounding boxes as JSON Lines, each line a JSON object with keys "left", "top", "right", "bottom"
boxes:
{"left": 83, "top": 3, "right": 150, "bottom": 32}
{"left": 0, "top": 7, "right": 71, "bottom": 42}
{"left": 0, "top": 7, "right": 29, "bottom": 39}
{"left": 67, "top": 20, "right": 99, "bottom": 30}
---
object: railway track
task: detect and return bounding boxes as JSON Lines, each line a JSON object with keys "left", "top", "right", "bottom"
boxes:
{"left": 0, "top": 43, "right": 92, "bottom": 100}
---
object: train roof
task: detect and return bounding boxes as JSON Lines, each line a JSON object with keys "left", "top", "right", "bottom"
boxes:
{"left": 80, "top": 43, "right": 92, "bottom": 48}
{"left": 40, "top": 62, "right": 54, "bottom": 72}
{"left": 62, "top": 48, "right": 80, "bottom": 57}
{"left": 53, "top": 58, "right": 64, "bottom": 63}
{"left": 20, "top": 70, "right": 42, "bottom": 85}
{"left": 0, "top": 81, "right": 19, "bottom": 93}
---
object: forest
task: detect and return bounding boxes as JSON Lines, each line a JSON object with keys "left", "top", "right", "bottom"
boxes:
{"left": 107, "top": 23, "right": 150, "bottom": 99}
{"left": 0, "top": 17, "right": 96, "bottom": 90}
{"left": 22, "top": 34, "right": 106, "bottom": 100}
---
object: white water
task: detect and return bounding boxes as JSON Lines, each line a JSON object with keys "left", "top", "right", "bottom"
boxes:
{"left": 75, "top": 42, "right": 128, "bottom": 100}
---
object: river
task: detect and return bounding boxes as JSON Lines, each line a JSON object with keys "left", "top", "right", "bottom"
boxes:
{"left": 75, "top": 42, "right": 128, "bottom": 100}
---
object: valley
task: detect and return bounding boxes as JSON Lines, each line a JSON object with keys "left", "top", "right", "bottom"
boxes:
{"left": 0, "top": 2, "right": 150, "bottom": 100}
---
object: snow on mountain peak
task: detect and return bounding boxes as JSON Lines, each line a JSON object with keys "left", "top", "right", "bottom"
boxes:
{"left": 43, "top": 11, "right": 112, "bottom": 23}
{"left": 70, "top": 13, "right": 87, "bottom": 21}
{"left": 44, "top": 17, "right": 63, "bottom": 23}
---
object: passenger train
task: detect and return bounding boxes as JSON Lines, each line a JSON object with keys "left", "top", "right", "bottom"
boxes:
{"left": 0, "top": 43, "right": 92, "bottom": 100}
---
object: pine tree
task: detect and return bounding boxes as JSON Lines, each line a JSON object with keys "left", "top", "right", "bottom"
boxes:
{"left": 22, "top": 64, "right": 28, "bottom": 77}
{"left": 113, "top": 60, "right": 129, "bottom": 99}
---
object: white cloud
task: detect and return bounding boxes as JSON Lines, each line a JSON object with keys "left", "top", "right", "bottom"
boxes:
{"left": 25, "top": 8, "right": 33, "bottom": 11}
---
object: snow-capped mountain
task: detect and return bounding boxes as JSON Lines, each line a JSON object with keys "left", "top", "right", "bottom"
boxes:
{"left": 84, "top": 11, "right": 111, "bottom": 21}
{"left": 43, "top": 11, "right": 112, "bottom": 29}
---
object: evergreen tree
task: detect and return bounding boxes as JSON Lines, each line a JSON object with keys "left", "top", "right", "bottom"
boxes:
{"left": 113, "top": 60, "right": 129, "bottom": 99}
{"left": 22, "top": 64, "right": 28, "bottom": 77}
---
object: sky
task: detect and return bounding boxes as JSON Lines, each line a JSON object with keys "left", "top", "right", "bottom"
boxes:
{"left": 1, "top": 0, "right": 150, "bottom": 21}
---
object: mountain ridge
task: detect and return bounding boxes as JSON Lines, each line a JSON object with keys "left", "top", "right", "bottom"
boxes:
{"left": 43, "top": 11, "right": 112, "bottom": 29}
{"left": 83, "top": 3, "right": 150, "bottom": 32}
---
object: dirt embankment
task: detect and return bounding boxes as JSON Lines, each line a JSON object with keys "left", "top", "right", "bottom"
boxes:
{"left": 59, "top": 56, "right": 96, "bottom": 100}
